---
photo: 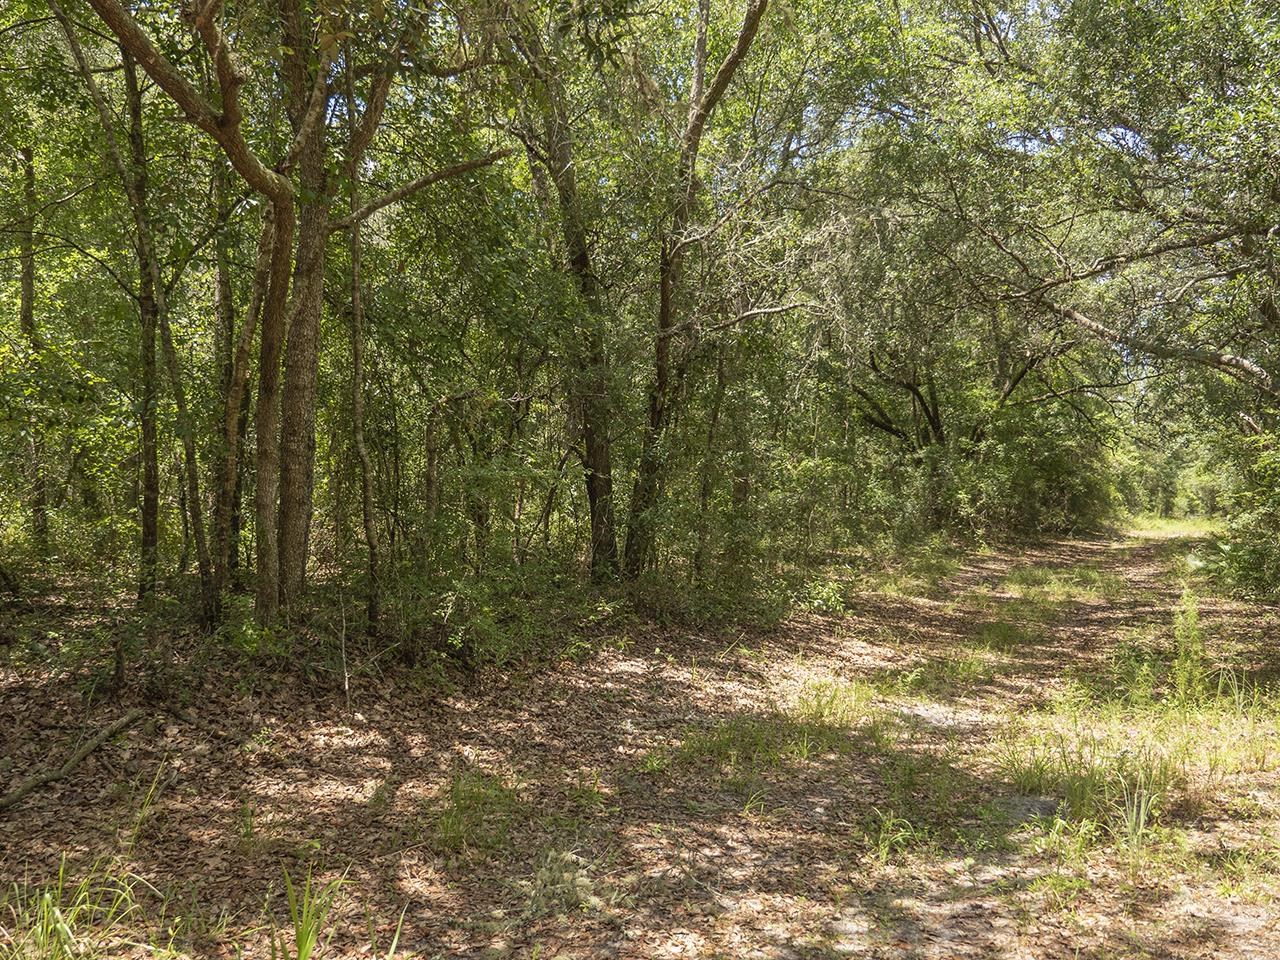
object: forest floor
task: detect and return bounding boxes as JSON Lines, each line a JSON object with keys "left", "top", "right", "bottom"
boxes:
{"left": 4, "top": 522, "right": 1280, "bottom": 958}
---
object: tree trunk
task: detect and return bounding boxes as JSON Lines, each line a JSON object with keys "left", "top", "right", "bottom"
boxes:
{"left": 216, "top": 214, "right": 272, "bottom": 590}
{"left": 76, "top": 0, "right": 299, "bottom": 625}
{"left": 344, "top": 55, "right": 381, "bottom": 632}
{"left": 122, "top": 52, "right": 217, "bottom": 626}
{"left": 18, "top": 147, "right": 50, "bottom": 558}
{"left": 517, "top": 41, "right": 621, "bottom": 579}
{"left": 277, "top": 123, "right": 329, "bottom": 609}
{"left": 624, "top": 0, "right": 768, "bottom": 578}
{"left": 254, "top": 211, "right": 295, "bottom": 624}
{"left": 693, "top": 347, "right": 727, "bottom": 577}
{"left": 138, "top": 266, "right": 159, "bottom": 603}
{"left": 547, "top": 143, "right": 620, "bottom": 579}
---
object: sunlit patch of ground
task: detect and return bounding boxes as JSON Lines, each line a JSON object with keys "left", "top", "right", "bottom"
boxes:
{"left": 3, "top": 526, "right": 1280, "bottom": 958}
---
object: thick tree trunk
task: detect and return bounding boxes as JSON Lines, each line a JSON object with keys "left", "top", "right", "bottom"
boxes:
{"left": 277, "top": 124, "right": 329, "bottom": 609}
{"left": 18, "top": 147, "right": 50, "bottom": 558}
{"left": 254, "top": 212, "right": 296, "bottom": 623}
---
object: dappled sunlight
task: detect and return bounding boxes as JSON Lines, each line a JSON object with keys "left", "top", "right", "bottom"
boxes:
{"left": 5, "top": 534, "right": 1280, "bottom": 956}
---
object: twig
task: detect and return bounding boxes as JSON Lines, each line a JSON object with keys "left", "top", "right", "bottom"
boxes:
{"left": 0, "top": 708, "right": 147, "bottom": 812}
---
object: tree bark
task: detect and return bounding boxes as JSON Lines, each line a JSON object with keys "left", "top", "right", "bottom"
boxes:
{"left": 277, "top": 129, "right": 329, "bottom": 608}
{"left": 18, "top": 146, "right": 50, "bottom": 558}
{"left": 120, "top": 52, "right": 217, "bottom": 625}
{"left": 345, "top": 49, "right": 381, "bottom": 632}
{"left": 509, "top": 25, "right": 620, "bottom": 578}
{"left": 542, "top": 114, "right": 620, "bottom": 578}
{"left": 216, "top": 214, "right": 271, "bottom": 588}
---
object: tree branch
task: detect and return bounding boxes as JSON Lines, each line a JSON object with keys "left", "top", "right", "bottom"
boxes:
{"left": 328, "top": 149, "right": 513, "bottom": 233}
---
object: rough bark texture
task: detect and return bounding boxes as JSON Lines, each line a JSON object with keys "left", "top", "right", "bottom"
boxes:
{"left": 276, "top": 0, "right": 331, "bottom": 609}
{"left": 277, "top": 129, "right": 328, "bottom": 609}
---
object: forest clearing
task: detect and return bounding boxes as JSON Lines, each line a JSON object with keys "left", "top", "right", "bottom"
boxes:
{"left": 4, "top": 0, "right": 1280, "bottom": 956}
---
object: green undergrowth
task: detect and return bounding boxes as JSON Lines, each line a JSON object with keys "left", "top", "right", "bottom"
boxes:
{"left": 1002, "top": 563, "right": 1125, "bottom": 603}
{"left": 0, "top": 859, "right": 400, "bottom": 960}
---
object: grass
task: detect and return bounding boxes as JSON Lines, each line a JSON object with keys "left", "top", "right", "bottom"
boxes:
{"left": 866, "top": 808, "right": 925, "bottom": 863}
{"left": 856, "top": 546, "right": 963, "bottom": 599}
{"left": 976, "top": 619, "right": 1041, "bottom": 651}
{"left": 1002, "top": 563, "right": 1125, "bottom": 603}
{"left": 1128, "top": 514, "right": 1222, "bottom": 540}
{"left": 272, "top": 867, "right": 343, "bottom": 960}
{"left": 0, "top": 859, "right": 141, "bottom": 960}
{"left": 994, "top": 587, "right": 1280, "bottom": 894}
{"left": 677, "top": 678, "right": 879, "bottom": 775}
{"left": 868, "top": 645, "right": 1005, "bottom": 700}
{"left": 429, "top": 770, "right": 524, "bottom": 854}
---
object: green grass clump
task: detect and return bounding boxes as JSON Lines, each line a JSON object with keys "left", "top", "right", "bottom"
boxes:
{"left": 1, "top": 860, "right": 140, "bottom": 960}
{"left": 272, "top": 867, "right": 343, "bottom": 960}
{"left": 874, "top": 651, "right": 998, "bottom": 699}
{"left": 976, "top": 619, "right": 1040, "bottom": 651}
{"left": 792, "top": 679, "right": 875, "bottom": 726}
{"left": 431, "top": 771, "right": 524, "bottom": 853}
{"left": 678, "top": 678, "right": 880, "bottom": 774}
{"left": 995, "top": 591, "right": 1280, "bottom": 875}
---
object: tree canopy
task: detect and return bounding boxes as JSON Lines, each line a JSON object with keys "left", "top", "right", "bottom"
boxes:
{"left": 2, "top": 0, "right": 1279, "bottom": 641}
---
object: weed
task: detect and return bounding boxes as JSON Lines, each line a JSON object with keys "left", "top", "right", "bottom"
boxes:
{"left": 877, "top": 652, "right": 995, "bottom": 698}
{"left": 431, "top": 771, "right": 523, "bottom": 853}
{"left": 637, "top": 749, "right": 671, "bottom": 776}
{"left": 567, "top": 770, "right": 607, "bottom": 810}
{"left": 1027, "top": 871, "right": 1089, "bottom": 909}
{"left": 515, "top": 850, "right": 625, "bottom": 918}
{"left": 271, "top": 867, "right": 343, "bottom": 960}
{"left": 866, "top": 808, "right": 925, "bottom": 863}
{"left": 792, "top": 679, "right": 874, "bottom": 727}
{"left": 0, "top": 859, "right": 139, "bottom": 960}
{"left": 795, "top": 577, "right": 847, "bottom": 613}
{"left": 1171, "top": 589, "right": 1207, "bottom": 706}
{"left": 1117, "top": 768, "right": 1162, "bottom": 864}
